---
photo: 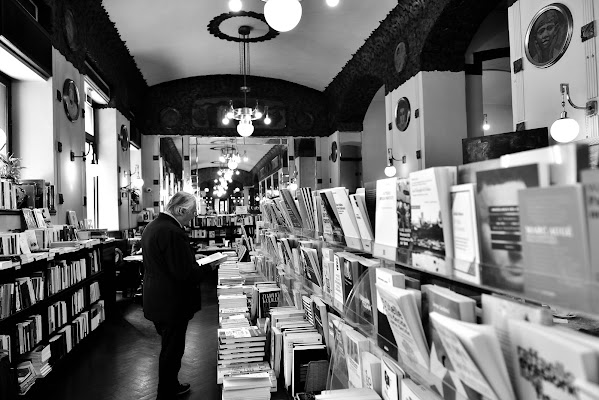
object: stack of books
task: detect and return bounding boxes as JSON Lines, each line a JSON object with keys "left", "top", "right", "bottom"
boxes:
{"left": 27, "top": 343, "right": 52, "bottom": 377}
{"left": 218, "top": 327, "right": 267, "bottom": 369}
{"left": 222, "top": 372, "right": 272, "bottom": 400}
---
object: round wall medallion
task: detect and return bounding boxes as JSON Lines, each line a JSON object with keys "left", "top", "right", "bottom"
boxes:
{"left": 394, "top": 42, "right": 407, "bottom": 74}
{"left": 62, "top": 79, "right": 80, "bottom": 122}
{"left": 120, "top": 125, "right": 129, "bottom": 151}
{"left": 160, "top": 107, "right": 181, "bottom": 129}
{"left": 64, "top": 9, "right": 80, "bottom": 52}
{"left": 330, "top": 141, "right": 338, "bottom": 162}
{"left": 208, "top": 12, "right": 279, "bottom": 43}
{"left": 294, "top": 111, "right": 314, "bottom": 130}
{"left": 524, "top": 3, "right": 573, "bottom": 68}
{"left": 395, "top": 97, "right": 411, "bottom": 132}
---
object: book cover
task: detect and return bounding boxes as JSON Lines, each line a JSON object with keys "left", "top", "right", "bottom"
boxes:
{"left": 519, "top": 185, "right": 591, "bottom": 310}
{"left": 280, "top": 189, "right": 304, "bottom": 229}
{"left": 508, "top": 319, "right": 598, "bottom": 400}
{"left": 476, "top": 163, "right": 550, "bottom": 292}
{"left": 401, "top": 378, "right": 437, "bottom": 400}
{"left": 450, "top": 183, "right": 481, "bottom": 284}
{"left": 364, "top": 181, "right": 378, "bottom": 235}
{"left": 375, "top": 284, "right": 429, "bottom": 370}
{"left": 349, "top": 194, "right": 373, "bottom": 252}
{"left": 375, "top": 268, "right": 405, "bottom": 360}
{"left": 374, "top": 177, "right": 398, "bottom": 253}
{"left": 343, "top": 329, "right": 369, "bottom": 388}
{"left": 319, "top": 191, "right": 346, "bottom": 244}
{"left": 381, "top": 357, "right": 401, "bottom": 400}
{"left": 410, "top": 167, "right": 456, "bottom": 274}
{"left": 258, "top": 288, "right": 281, "bottom": 319}
{"left": 397, "top": 178, "right": 412, "bottom": 251}
{"left": 361, "top": 351, "right": 382, "bottom": 395}
{"left": 330, "top": 187, "right": 362, "bottom": 250}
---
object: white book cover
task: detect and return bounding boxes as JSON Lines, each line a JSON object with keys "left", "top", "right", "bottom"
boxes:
{"left": 331, "top": 187, "right": 362, "bottom": 250}
{"left": 283, "top": 332, "right": 323, "bottom": 388}
{"left": 376, "top": 284, "right": 429, "bottom": 370}
{"left": 361, "top": 351, "right": 382, "bottom": 395}
{"left": 349, "top": 194, "right": 373, "bottom": 252}
{"left": 430, "top": 312, "right": 502, "bottom": 400}
{"left": 343, "top": 329, "right": 369, "bottom": 388}
{"left": 332, "top": 252, "right": 346, "bottom": 310}
{"left": 381, "top": 356, "right": 401, "bottom": 400}
{"left": 409, "top": 167, "right": 456, "bottom": 274}
{"left": 374, "top": 177, "right": 398, "bottom": 252}
{"left": 375, "top": 268, "right": 405, "bottom": 358}
{"left": 401, "top": 378, "right": 437, "bottom": 399}
{"left": 450, "top": 183, "right": 481, "bottom": 284}
{"left": 481, "top": 294, "right": 552, "bottom": 384}
{"left": 508, "top": 319, "right": 599, "bottom": 400}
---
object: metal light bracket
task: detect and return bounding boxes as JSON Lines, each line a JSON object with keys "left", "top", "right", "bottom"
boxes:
{"left": 560, "top": 83, "right": 597, "bottom": 117}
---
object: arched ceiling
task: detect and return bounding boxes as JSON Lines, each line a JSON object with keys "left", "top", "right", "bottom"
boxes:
{"left": 101, "top": 0, "right": 397, "bottom": 91}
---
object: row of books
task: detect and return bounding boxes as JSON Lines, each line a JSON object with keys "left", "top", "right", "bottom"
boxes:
{"left": 47, "top": 258, "right": 88, "bottom": 296}
{"left": 90, "top": 281, "right": 101, "bottom": 304}
{"left": 48, "top": 300, "right": 68, "bottom": 335}
{"left": 0, "top": 179, "right": 17, "bottom": 210}
{"left": 16, "top": 314, "right": 43, "bottom": 355}
{"left": 72, "top": 288, "right": 85, "bottom": 316}
{"left": 22, "top": 208, "right": 52, "bottom": 230}
{"left": 260, "top": 232, "right": 599, "bottom": 400}
{"left": 0, "top": 227, "right": 95, "bottom": 259}
{"left": 0, "top": 275, "right": 44, "bottom": 319}
{"left": 192, "top": 214, "right": 256, "bottom": 227}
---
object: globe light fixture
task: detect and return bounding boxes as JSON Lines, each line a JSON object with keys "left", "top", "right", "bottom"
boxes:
{"left": 228, "top": 0, "right": 242, "bottom": 12}
{"left": 326, "top": 0, "right": 339, "bottom": 6}
{"left": 482, "top": 114, "right": 490, "bottom": 131}
{"left": 384, "top": 148, "right": 396, "bottom": 177}
{"left": 264, "top": 0, "right": 302, "bottom": 32}
{"left": 550, "top": 83, "right": 596, "bottom": 143}
{"left": 288, "top": 181, "right": 298, "bottom": 191}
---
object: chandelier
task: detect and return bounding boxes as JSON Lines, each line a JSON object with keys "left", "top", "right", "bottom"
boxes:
{"left": 222, "top": 26, "right": 271, "bottom": 137}
{"left": 218, "top": 145, "right": 248, "bottom": 170}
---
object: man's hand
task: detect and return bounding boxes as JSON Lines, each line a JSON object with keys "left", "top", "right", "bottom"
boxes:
{"left": 195, "top": 254, "right": 206, "bottom": 260}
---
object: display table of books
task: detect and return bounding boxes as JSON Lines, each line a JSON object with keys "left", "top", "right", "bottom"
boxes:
{"left": 253, "top": 143, "right": 599, "bottom": 400}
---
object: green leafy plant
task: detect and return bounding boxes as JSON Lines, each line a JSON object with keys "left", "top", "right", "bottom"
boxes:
{"left": 0, "top": 153, "right": 24, "bottom": 182}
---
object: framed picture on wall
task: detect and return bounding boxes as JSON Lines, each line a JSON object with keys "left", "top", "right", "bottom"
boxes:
{"left": 395, "top": 97, "right": 410, "bottom": 132}
{"left": 524, "top": 3, "right": 573, "bottom": 68}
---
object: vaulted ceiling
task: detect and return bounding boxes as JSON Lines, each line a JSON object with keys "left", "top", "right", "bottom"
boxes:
{"left": 102, "top": 0, "right": 397, "bottom": 91}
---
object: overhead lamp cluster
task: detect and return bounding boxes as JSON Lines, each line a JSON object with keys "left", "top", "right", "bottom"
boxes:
{"left": 213, "top": 168, "right": 239, "bottom": 197}
{"left": 218, "top": 147, "right": 248, "bottom": 170}
{"left": 228, "top": 0, "right": 340, "bottom": 33}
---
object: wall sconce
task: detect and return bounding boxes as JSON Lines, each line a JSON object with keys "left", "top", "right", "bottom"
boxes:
{"left": 123, "top": 165, "right": 144, "bottom": 189}
{"left": 550, "top": 83, "right": 598, "bottom": 143}
{"left": 482, "top": 114, "right": 490, "bottom": 131}
{"left": 70, "top": 142, "right": 97, "bottom": 164}
{"left": 384, "top": 148, "right": 397, "bottom": 177}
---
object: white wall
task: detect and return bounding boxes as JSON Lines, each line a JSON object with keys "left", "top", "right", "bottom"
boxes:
{"left": 509, "top": 0, "right": 599, "bottom": 140}
{"left": 115, "top": 112, "right": 130, "bottom": 230}
{"left": 52, "top": 49, "right": 86, "bottom": 225}
{"left": 387, "top": 71, "right": 468, "bottom": 177}
{"left": 142, "top": 134, "right": 159, "bottom": 212}
{"left": 361, "top": 86, "right": 387, "bottom": 183}
{"left": 12, "top": 79, "right": 54, "bottom": 183}
{"left": 483, "top": 105, "right": 514, "bottom": 136}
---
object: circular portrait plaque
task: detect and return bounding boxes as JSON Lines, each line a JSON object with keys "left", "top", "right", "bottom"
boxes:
{"left": 395, "top": 97, "right": 411, "bottom": 132}
{"left": 394, "top": 42, "right": 407, "bottom": 74}
{"left": 525, "top": 3, "right": 573, "bottom": 68}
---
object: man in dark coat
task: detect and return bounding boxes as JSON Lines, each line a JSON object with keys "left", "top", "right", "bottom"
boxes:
{"left": 142, "top": 192, "right": 212, "bottom": 399}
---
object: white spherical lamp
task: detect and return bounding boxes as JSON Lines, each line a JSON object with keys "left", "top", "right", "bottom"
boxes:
{"left": 228, "top": 0, "right": 242, "bottom": 12}
{"left": 237, "top": 120, "right": 254, "bottom": 137}
{"left": 264, "top": 0, "right": 302, "bottom": 32}
{"left": 550, "top": 113, "right": 579, "bottom": 143}
{"left": 326, "top": 0, "right": 339, "bottom": 6}
{"left": 384, "top": 165, "right": 397, "bottom": 177}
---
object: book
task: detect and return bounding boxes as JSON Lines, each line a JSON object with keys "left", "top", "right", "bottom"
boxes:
{"left": 476, "top": 163, "right": 550, "bottom": 292}
{"left": 481, "top": 294, "right": 553, "bottom": 384}
{"left": 281, "top": 189, "right": 304, "bottom": 229}
{"left": 22, "top": 209, "right": 37, "bottom": 229}
{"left": 330, "top": 187, "right": 362, "bottom": 250}
{"left": 401, "top": 378, "right": 437, "bottom": 399}
{"left": 508, "top": 319, "right": 599, "bottom": 400}
{"left": 431, "top": 312, "right": 514, "bottom": 400}
{"left": 283, "top": 331, "right": 323, "bottom": 388}
{"left": 409, "top": 167, "right": 457, "bottom": 274}
{"left": 519, "top": 185, "right": 592, "bottom": 310}
{"left": 423, "top": 285, "right": 476, "bottom": 398}
{"left": 381, "top": 356, "right": 403, "bottom": 400}
{"left": 291, "top": 344, "right": 328, "bottom": 395}
{"left": 375, "top": 284, "right": 429, "bottom": 370}
{"left": 349, "top": 194, "right": 374, "bottom": 251}
{"left": 218, "top": 327, "right": 266, "bottom": 344}
{"left": 361, "top": 351, "right": 382, "bottom": 395}
{"left": 375, "top": 268, "right": 405, "bottom": 360}
{"left": 450, "top": 183, "right": 481, "bottom": 284}
{"left": 343, "top": 329, "right": 369, "bottom": 388}
{"left": 319, "top": 190, "right": 346, "bottom": 244}
{"left": 373, "top": 177, "right": 398, "bottom": 256}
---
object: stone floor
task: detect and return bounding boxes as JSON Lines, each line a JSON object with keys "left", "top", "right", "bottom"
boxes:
{"left": 25, "top": 270, "right": 289, "bottom": 400}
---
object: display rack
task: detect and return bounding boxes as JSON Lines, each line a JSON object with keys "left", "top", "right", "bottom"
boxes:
{"left": 256, "top": 222, "right": 599, "bottom": 399}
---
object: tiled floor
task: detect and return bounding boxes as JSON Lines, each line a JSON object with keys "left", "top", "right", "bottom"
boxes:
{"left": 25, "top": 270, "right": 287, "bottom": 400}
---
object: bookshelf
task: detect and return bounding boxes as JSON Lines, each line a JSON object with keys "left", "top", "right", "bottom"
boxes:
{"left": 188, "top": 214, "right": 257, "bottom": 246}
{"left": 0, "top": 209, "right": 117, "bottom": 395}
{"left": 257, "top": 221, "right": 599, "bottom": 400}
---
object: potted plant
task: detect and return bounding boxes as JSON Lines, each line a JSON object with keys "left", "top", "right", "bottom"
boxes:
{"left": 0, "top": 153, "right": 23, "bottom": 183}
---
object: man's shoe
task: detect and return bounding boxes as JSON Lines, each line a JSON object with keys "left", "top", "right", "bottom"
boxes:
{"left": 176, "top": 383, "right": 191, "bottom": 396}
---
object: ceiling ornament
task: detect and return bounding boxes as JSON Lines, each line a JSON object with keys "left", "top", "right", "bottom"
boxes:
{"left": 222, "top": 26, "right": 270, "bottom": 137}
{"left": 207, "top": 12, "right": 279, "bottom": 43}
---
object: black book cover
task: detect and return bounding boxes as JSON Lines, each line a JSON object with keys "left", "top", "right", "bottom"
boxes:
{"left": 364, "top": 181, "right": 377, "bottom": 234}
{"left": 291, "top": 345, "right": 328, "bottom": 395}
{"left": 319, "top": 192, "right": 345, "bottom": 244}
{"left": 258, "top": 289, "right": 280, "bottom": 319}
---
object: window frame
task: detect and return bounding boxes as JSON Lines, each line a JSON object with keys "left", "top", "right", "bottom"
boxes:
{"left": 0, "top": 71, "right": 12, "bottom": 155}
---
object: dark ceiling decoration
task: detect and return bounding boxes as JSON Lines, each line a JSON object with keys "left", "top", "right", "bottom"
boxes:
{"left": 142, "top": 75, "right": 329, "bottom": 137}
{"left": 40, "top": 0, "right": 147, "bottom": 121}
{"left": 159, "top": 137, "right": 183, "bottom": 180}
{"left": 324, "top": 0, "right": 501, "bottom": 133}
{"left": 159, "top": 107, "right": 182, "bottom": 129}
{"left": 207, "top": 12, "right": 279, "bottom": 43}
{"left": 250, "top": 144, "right": 286, "bottom": 181}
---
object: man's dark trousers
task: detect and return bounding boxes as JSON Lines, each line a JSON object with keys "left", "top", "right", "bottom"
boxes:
{"left": 154, "top": 319, "right": 189, "bottom": 397}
